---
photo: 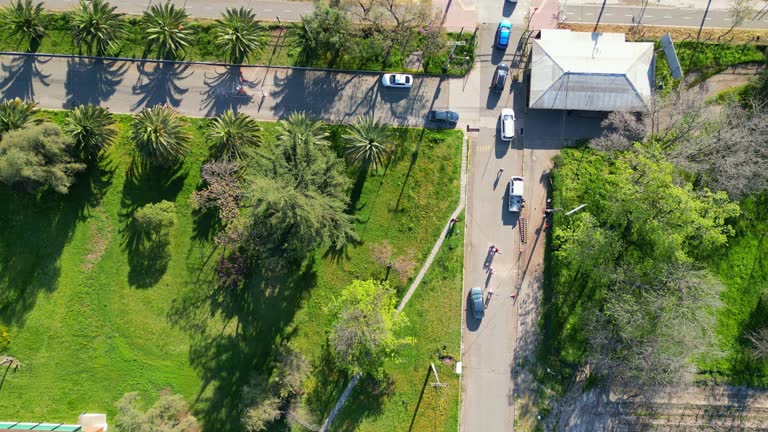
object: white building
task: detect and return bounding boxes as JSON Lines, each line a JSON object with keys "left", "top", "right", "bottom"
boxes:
{"left": 529, "top": 29, "right": 656, "bottom": 112}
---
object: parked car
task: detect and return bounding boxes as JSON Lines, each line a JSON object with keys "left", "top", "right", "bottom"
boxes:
{"left": 381, "top": 73, "right": 413, "bottom": 88}
{"left": 508, "top": 176, "right": 524, "bottom": 212}
{"left": 495, "top": 20, "right": 512, "bottom": 49}
{"left": 429, "top": 110, "right": 459, "bottom": 125}
{"left": 500, "top": 108, "right": 515, "bottom": 141}
{"left": 469, "top": 286, "right": 485, "bottom": 319}
{"left": 491, "top": 64, "right": 509, "bottom": 93}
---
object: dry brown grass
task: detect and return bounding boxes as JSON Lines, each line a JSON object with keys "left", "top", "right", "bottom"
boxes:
{"left": 560, "top": 22, "right": 768, "bottom": 45}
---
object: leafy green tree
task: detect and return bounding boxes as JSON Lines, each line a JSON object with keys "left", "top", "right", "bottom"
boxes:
{"left": 0, "top": 97, "right": 39, "bottom": 134}
{"left": 328, "top": 279, "right": 412, "bottom": 377}
{"left": 115, "top": 391, "right": 198, "bottom": 432}
{"left": 207, "top": 109, "right": 261, "bottom": 161}
{"left": 291, "top": 2, "right": 351, "bottom": 66}
{"left": 344, "top": 114, "right": 391, "bottom": 171}
{"left": 241, "top": 374, "right": 281, "bottom": 432}
{"left": 0, "top": 0, "right": 46, "bottom": 48}
{"left": 131, "top": 104, "right": 191, "bottom": 166}
{"left": 0, "top": 324, "right": 9, "bottom": 352}
{"left": 69, "top": 0, "right": 125, "bottom": 55}
{"left": 64, "top": 104, "right": 116, "bottom": 163}
{"left": 213, "top": 7, "right": 266, "bottom": 64}
{"left": 133, "top": 200, "right": 176, "bottom": 237}
{"left": 0, "top": 122, "right": 85, "bottom": 193}
{"left": 141, "top": 1, "right": 192, "bottom": 59}
{"left": 243, "top": 112, "right": 357, "bottom": 260}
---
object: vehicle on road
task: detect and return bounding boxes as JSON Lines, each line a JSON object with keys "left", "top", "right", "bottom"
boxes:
{"left": 508, "top": 176, "right": 524, "bottom": 212}
{"left": 500, "top": 108, "right": 515, "bottom": 141}
{"left": 495, "top": 20, "right": 512, "bottom": 49}
{"left": 491, "top": 64, "right": 509, "bottom": 93}
{"left": 469, "top": 286, "right": 485, "bottom": 319}
{"left": 381, "top": 73, "right": 413, "bottom": 88}
{"left": 429, "top": 110, "right": 459, "bottom": 126}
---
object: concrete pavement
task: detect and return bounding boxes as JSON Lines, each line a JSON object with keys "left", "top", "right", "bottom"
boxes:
{"left": 0, "top": 54, "right": 453, "bottom": 125}
{"left": 563, "top": 4, "right": 768, "bottom": 29}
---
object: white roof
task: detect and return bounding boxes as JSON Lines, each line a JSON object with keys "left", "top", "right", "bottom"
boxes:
{"left": 529, "top": 29, "right": 655, "bottom": 112}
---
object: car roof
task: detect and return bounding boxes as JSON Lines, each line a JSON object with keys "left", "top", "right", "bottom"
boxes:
{"left": 501, "top": 108, "right": 514, "bottom": 117}
{"left": 497, "top": 63, "right": 509, "bottom": 71}
{"left": 500, "top": 20, "right": 512, "bottom": 27}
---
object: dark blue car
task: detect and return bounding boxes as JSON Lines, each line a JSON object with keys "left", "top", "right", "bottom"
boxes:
{"left": 496, "top": 20, "right": 512, "bottom": 49}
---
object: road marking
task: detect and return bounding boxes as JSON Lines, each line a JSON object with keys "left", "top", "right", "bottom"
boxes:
{"left": 682, "top": 16, "right": 691, "bottom": 19}
{"left": 645, "top": 15, "right": 653, "bottom": 18}
{"left": 664, "top": 15, "right": 672, "bottom": 18}
{"left": 264, "top": 8, "right": 272, "bottom": 11}
{"left": 283, "top": 9, "right": 291, "bottom": 12}
{"left": 604, "top": 13, "right": 613, "bottom": 16}
{"left": 624, "top": 14, "right": 633, "bottom": 17}
{"left": 585, "top": 12, "right": 593, "bottom": 15}
{"left": 724, "top": 18, "right": 732, "bottom": 21}
{"left": 566, "top": 12, "right": 575, "bottom": 15}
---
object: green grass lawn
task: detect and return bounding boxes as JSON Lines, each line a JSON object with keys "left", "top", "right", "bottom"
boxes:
{"left": 0, "top": 13, "right": 475, "bottom": 75}
{"left": 0, "top": 112, "right": 464, "bottom": 431}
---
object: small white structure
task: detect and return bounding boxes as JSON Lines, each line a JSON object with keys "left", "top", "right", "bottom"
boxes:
{"left": 78, "top": 413, "right": 108, "bottom": 432}
{"left": 529, "top": 29, "right": 655, "bottom": 112}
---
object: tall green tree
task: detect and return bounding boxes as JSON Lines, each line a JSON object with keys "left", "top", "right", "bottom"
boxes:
{"left": 243, "top": 112, "right": 356, "bottom": 260}
{"left": 0, "top": 122, "right": 85, "bottom": 193}
{"left": 69, "top": 0, "right": 125, "bottom": 56}
{"left": 207, "top": 109, "right": 262, "bottom": 161}
{"left": 131, "top": 104, "right": 191, "bottom": 166}
{"left": 0, "top": 0, "right": 46, "bottom": 48}
{"left": 0, "top": 97, "right": 38, "bottom": 134}
{"left": 344, "top": 114, "right": 392, "bottom": 171}
{"left": 141, "top": 1, "right": 192, "bottom": 60}
{"left": 327, "top": 279, "right": 412, "bottom": 377}
{"left": 64, "top": 104, "right": 116, "bottom": 163}
{"left": 291, "top": 2, "right": 351, "bottom": 66}
{"left": 213, "top": 7, "right": 266, "bottom": 64}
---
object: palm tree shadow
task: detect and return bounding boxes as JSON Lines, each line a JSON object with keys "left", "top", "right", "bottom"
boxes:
{"left": 200, "top": 66, "right": 254, "bottom": 117}
{"left": 131, "top": 61, "right": 191, "bottom": 110}
{"left": 64, "top": 57, "right": 128, "bottom": 108}
{"left": 0, "top": 54, "right": 51, "bottom": 101}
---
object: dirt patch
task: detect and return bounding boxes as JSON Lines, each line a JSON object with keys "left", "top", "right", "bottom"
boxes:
{"left": 560, "top": 22, "right": 768, "bottom": 45}
{"left": 82, "top": 210, "right": 112, "bottom": 272}
{"left": 687, "top": 62, "right": 765, "bottom": 100}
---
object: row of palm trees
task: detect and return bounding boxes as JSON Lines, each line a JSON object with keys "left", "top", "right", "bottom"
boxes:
{"left": 0, "top": 98, "right": 393, "bottom": 170}
{"left": 0, "top": 0, "right": 266, "bottom": 62}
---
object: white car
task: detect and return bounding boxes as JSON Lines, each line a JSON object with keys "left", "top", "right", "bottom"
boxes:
{"left": 508, "top": 176, "right": 524, "bottom": 212}
{"left": 381, "top": 73, "right": 413, "bottom": 88}
{"left": 500, "top": 108, "right": 515, "bottom": 141}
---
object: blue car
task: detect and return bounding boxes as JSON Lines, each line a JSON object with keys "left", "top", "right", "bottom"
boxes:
{"left": 496, "top": 20, "right": 512, "bottom": 49}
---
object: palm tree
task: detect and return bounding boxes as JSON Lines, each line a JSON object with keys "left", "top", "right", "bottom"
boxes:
{"left": 277, "top": 111, "right": 329, "bottom": 149}
{"left": 207, "top": 109, "right": 261, "bottom": 161}
{"left": 0, "top": 97, "right": 38, "bottom": 134}
{"left": 69, "top": 0, "right": 126, "bottom": 56}
{"left": 213, "top": 7, "right": 266, "bottom": 64}
{"left": 343, "top": 115, "right": 392, "bottom": 170}
{"left": 0, "top": 0, "right": 46, "bottom": 48}
{"left": 142, "top": 1, "right": 192, "bottom": 60}
{"left": 64, "top": 105, "right": 116, "bottom": 163}
{"left": 131, "top": 104, "right": 191, "bottom": 166}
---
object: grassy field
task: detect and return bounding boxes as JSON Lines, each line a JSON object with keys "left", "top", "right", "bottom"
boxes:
{"left": 0, "top": 112, "right": 464, "bottom": 430}
{"left": 0, "top": 13, "right": 475, "bottom": 75}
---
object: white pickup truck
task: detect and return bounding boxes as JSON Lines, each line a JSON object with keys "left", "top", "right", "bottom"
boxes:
{"left": 508, "top": 176, "right": 524, "bottom": 212}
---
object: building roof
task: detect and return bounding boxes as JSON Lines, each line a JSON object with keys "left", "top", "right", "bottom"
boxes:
{"left": 529, "top": 29, "right": 655, "bottom": 112}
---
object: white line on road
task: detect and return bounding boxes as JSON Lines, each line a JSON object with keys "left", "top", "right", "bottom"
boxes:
{"left": 624, "top": 14, "right": 633, "bottom": 17}
{"left": 682, "top": 16, "right": 691, "bottom": 19}
{"left": 264, "top": 8, "right": 272, "bottom": 11}
{"left": 664, "top": 15, "right": 672, "bottom": 18}
{"left": 724, "top": 18, "right": 732, "bottom": 21}
{"left": 585, "top": 12, "right": 593, "bottom": 15}
{"left": 605, "top": 13, "right": 613, "bottom": 16}
{"left": 645, "top": 15, "right": 653, "bottom": 18}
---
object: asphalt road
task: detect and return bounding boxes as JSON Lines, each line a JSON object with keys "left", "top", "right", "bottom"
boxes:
{"left": 563, "top": 4, "right": 768, "bottom": 28}
{"left": 0, "top": 54, "right": 454, "bottom": 125}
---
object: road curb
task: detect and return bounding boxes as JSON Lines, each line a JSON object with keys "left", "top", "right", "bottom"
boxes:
{"left": 0, "top": 51, "right": 467, "bottom": 79}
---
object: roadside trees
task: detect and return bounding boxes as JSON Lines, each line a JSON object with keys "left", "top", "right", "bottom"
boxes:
{"left": 207, "top": 109, "right": 262, "bottom": 161}
{"left": 291, "top": 2, "right": 352, "bottom": 66}
{"left": 0, "top": 98, "right": 39, "bottom": 134}
{"left": 328, "top": 279, "right": 412, "bottom": 378}
{"left": 69, "top": 0, "right": 126, "bottom": 56}
{"left": 0, "top": 0, "right": 46, "bottom": 49}
{"left": 131, "top": 104, "right": 191, "bottom": 166}
{"left": 64, "top": 104, "right": 116, "bottom": 163}
{"left": 0, "top": 122, "right": 85, "bottom": 194}
{"left": 724, "top": 0, "right": 755, "bottom": 38}
{"left": 213, "top": 7, "right": 266, "bottom": 64}
{"left": 344, "top": 114, "right": 392, "bottom": 171}
{"left": 141, "top": 1, "right": 193, "bottom": 60}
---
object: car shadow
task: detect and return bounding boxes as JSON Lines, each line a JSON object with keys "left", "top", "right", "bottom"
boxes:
{"left": 486, "top": 88, "right": 502, "bottom": 110}
{"left": 491, "top": 44, "right": 507, "bottom": 65}
{"left": 502, "top": 1, "right": 517, "bottom": 17}
{"left": 466, "top": 290, "right": 481, "bottom": 332}
{"left": 495, "top": 118, "right": 510, "bottom": 159}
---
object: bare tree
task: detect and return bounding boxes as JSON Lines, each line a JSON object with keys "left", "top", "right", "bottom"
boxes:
{"left": 370, "top": 240, "right": 394, "bottom": 268}
{"left": 748, "top": 327, "right": 768, "bottom": 359}
{"left": 590, "top": 111, "right": 649, "bottom": 152}
{"left": 392, "top": 250, "right": 417, "bottom": 283}
{"left": 723, "top": 0, "right": 755, "bottom": 38}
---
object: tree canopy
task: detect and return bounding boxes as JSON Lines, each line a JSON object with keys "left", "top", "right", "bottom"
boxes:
{"left": 115, "top": 391, "right": 199, "bottom": 432}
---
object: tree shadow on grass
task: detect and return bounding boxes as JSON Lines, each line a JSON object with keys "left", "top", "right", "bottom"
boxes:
{"left": 0, "top": 162, "right": 113, "bottom": 325}
{"left": 322, "top": 371, "right": 390, "bottom": 432}
{"left": 168, "top": 256, "right": 318, "bottom": 432}
{"left": 119, "top": 160, "right": 188, "bottom": 288}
